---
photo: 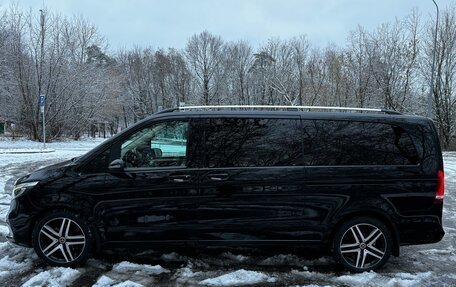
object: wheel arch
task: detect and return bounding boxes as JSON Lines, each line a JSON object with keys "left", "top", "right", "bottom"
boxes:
{"left": 328, "top": 210, "right": 400, "bottom": 257}
{"left": 29, "top": 204, "right": 101, "bottom": 253}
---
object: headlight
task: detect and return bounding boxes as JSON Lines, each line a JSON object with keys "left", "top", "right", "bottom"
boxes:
{"left": 12, "top": 181, "right": 39, "bottom": 198}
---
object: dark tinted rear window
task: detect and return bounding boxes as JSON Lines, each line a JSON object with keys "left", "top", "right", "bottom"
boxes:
{"left": 205, "top": 118, "right": 302, "bottom": 167}
{"left": 303, "top": 120, "right": 419, "bottom": 166}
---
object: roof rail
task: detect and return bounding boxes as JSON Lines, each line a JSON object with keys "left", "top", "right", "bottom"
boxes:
{"left": 154, "top": 107, "right": 179, "bottom": 114}
{"left": 164, "top": 105, "right": 401, "bottom": 115}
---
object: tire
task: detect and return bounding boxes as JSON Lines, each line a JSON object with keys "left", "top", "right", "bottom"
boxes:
{"left": 32, "top": 211, "right": 93, "bottom": 267}
{"left": 332, "top": 216, "right": 392, "bottom": 272}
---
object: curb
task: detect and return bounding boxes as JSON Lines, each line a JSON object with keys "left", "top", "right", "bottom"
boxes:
{"left": 0, "top": 149, "right": 56, "bottom": 154}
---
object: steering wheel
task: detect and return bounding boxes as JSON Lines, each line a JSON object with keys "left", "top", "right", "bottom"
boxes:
{"left": 136, "top": 144, "right": 157, "bottom": 166}
{"left": 123, "top": 149, "right": 142, "bottom": 168}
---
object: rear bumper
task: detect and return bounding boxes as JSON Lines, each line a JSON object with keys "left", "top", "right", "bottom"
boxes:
{"left": 398, "top": 215, "right": 445, "bottom": 245}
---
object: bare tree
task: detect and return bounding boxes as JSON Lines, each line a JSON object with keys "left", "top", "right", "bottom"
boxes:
{"left": 307, "top": 48, "right": 327, "bottom": 106}
{"left": 268, "top": 38, "right": 295, "bottom": 105}
{"left": 185, "top": 31, "right": 224, "bottom": 104}
{"left": 364, "top": 17, "right": 419, "bottom": 112}
{"left": 290, "top": 35, "right": 310, "bottom": 105}
{"left": 117, "top": 47, "right": 157, "bottom": 121}
{"left": 345, "top": 26, "right": 374, "bottom": 108}
{"left": 3, "top": 7, "right": 111, "bottom": 140}
{"left": 224, "top": 41, "right": 253, "bottom": 104}
{"left": 249, "top": 50, "right": 275, "bottom": 104}
{"left": 324, "top": 46, "right": 351, "bottom": 107}
{"left": 0, "top": 10, "right": 18, "bottom": 124}
{"left": 166, "top": 48, "right": 192, "bottom": 106}
{"left": 427, "top": 7, "right": 456, "bottom": 148}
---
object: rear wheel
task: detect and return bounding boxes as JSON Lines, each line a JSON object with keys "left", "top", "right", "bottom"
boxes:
{"left": 32, "top": 211, "right": 92, "bottom": 267}
{"left": 333, "top": 217, "right": 392, "bottom": 272}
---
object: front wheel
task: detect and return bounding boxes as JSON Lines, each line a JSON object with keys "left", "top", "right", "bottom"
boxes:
{"left": 332, "top": 217, "right": 392, "bottom": 272}
{"left": 32, "top": 211, "right": 93, "bottom": 267}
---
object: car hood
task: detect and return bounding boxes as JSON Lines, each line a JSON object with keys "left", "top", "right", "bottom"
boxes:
{"left": 16, "top": 160, "right": 74, "bottom": 184}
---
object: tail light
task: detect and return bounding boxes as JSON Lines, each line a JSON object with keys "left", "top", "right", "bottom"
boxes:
{"left": 435, "top": 170, "right": 445, "bottom": 202}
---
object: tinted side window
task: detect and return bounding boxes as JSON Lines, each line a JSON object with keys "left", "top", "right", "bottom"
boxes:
{"left": 80, "top": 148, "right": 111, "bottom": 174}
{"left": 205, "top": 118, "right": 302, "bottom": 167}
{"left": 303, "top": 120, "right": 419, "bottom": 166}
{"left": 120, "top": 121, "right": 188, "bottom": 169}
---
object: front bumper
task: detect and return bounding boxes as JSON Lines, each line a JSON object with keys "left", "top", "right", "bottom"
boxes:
{"left": 6, "top": 198, "right": 34, "bottom": 248}
{"left": 6, "top": 235, "right": 30, "bottom": 247}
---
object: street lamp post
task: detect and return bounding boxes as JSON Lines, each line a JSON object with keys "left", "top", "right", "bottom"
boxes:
{"left": 427, "top": 0, "right": 439, "bottom": 119}
{"left": 40, "top": 95, "right": 45, "bottom": 150}
{"left": 39, "top": 9, "right": 46, "bottom": 149}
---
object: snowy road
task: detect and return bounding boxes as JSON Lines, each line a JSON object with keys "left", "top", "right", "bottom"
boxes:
{"left": 0, "top": 139, "right": 455, "bottom": 286}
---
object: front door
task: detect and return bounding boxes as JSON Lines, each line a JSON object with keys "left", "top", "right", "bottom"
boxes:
{"left": 98, "top": 118, "right": 201, "bottom": 243}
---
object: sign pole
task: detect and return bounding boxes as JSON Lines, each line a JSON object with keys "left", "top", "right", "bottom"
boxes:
{"left": 40, "top": 95, "right": 46, "bottom": 150}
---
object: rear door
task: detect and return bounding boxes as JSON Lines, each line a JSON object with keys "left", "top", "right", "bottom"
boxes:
{"left": 301, "top": 119, "right": 423, "bottom": 229}
{"left": 195, "top": 116, "right": 312, "bottom": 242}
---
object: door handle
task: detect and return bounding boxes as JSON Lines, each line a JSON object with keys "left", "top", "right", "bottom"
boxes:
{"left": 208, "top": 173, "right": 229, "bottom": 181}
{"left": 170, "top": 174, "right": 191, "bottom": 183}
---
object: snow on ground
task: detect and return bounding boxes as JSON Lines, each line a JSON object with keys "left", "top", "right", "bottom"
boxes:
{"left": 0, "top": 137, "right": 106, "bottom": 151}
{"left": 0, "top": 138, "right": 455, "bottom": 286}
{"left": 112, "top": 261, "right": 169, "bottom": 275}
{"left": 199, "top": 269, "right": 276, "bottom": 286}
{"left": 92, "top": 275, "right": 143, "bottom": 287}
{"left": 0, "top": 241, "right": 36, "bottom": 281}
{"left": 21, "top": 267, "right": 80, "bottom": 287}
{"left": 0, "top": 225, "right": 9, "bottom": 237}
{"left": 90, "top": 261, "right": 170, "bottom": 286}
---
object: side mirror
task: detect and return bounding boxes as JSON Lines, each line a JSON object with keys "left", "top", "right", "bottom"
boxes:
{"left": 108, "top": 159, "right": 125, "bottom": 173}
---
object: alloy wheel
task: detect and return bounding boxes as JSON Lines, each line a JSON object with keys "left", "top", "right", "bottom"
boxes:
{"left": 38, "top": 217, "right": 86, "bottom": 264}
{"left": 339, "top": 223, "right": 387, "bottom": 270}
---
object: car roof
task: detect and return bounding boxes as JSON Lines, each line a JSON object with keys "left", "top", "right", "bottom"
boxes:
{"left": 151, "top": 109, "right": 431, "bottom": 126}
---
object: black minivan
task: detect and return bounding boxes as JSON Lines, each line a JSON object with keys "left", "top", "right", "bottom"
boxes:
{"left": 6, "top": 106, "right": 445, "bottom": 272}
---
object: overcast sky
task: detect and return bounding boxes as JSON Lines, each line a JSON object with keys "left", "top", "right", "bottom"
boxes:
{"left": 1, "top": 0, "right": 454, "bottom": 51}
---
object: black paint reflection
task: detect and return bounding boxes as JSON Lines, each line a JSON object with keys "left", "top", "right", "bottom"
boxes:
{"left": 205, "top": 118, "right": 303, "bottom": 167}
{"left": 303, "top": 120, "right": 419, "bottom": 166}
